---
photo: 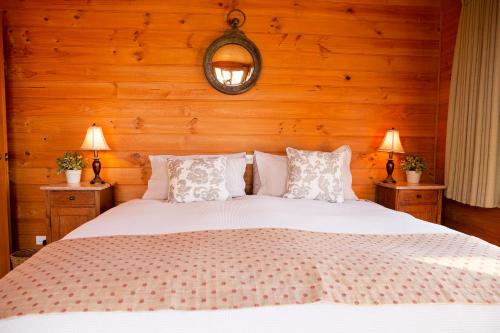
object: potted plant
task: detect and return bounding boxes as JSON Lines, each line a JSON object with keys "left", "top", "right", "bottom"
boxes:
{"left": 56, "top": 152, "right": 86, "bottom": 184}
{"left": 400, "top": 155, "right": 427, "bottom": 184}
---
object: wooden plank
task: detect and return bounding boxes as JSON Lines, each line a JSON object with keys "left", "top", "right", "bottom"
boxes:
{"left": 7, "top": 64, "right": 438, "bottom": 89}
{"left": 7, "top": 28, "right": 440, "bottom": 57}
{"left": 2, "top": 10, "right": 440, "bottom": 39}
{"left": 7, "top": 99, "right": 437, "bottom": 118}
{"left": 0, "top": 21, "right": 12, "bottom": 277}
{"left": 6, "top": 45, "right": 439, "bottom": 73}
{"left": 1, "top": 0, "right": 441, "bottom": 17}
{"left": 9, "top": 115, "right": 436, "bottom": 137}
{"left": 9, "top": 133, "right": 436, "bottom": 153}
{"left": 7, "top": 82, "right": 437, "bottom": 103}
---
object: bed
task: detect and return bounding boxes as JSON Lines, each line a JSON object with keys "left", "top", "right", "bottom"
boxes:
{"left": 1, "top": 195, "right": 499, "bottom": 333}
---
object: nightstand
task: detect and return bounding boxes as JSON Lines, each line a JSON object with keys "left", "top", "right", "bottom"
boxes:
{"left": 375, "top": 182, "right": 446, "bottom": 224}
{"left": 41, "top": 183, "right": 114, "bottom": 243}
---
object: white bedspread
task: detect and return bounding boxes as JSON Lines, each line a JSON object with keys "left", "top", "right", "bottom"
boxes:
{"left": 1, "top": 196, "right": 499, "bottom": 333}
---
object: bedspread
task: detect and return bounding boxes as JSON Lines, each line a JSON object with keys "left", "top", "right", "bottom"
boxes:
{"left": 1, "top": 228, "right": 499, "bottom": 319}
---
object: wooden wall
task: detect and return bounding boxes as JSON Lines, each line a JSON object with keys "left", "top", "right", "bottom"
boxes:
{"left": 436, "top": 0, "right": 460, "bottom": 184}
{"left": 1, "top": 0, "right": 442, "bottom": 250}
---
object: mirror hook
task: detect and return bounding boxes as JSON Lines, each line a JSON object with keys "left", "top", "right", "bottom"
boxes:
{"left": 227, "top": 9, "right": 246, "bottom": 29}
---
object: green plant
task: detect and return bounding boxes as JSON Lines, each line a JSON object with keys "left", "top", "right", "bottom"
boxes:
{"left": 400, "top": 155, "right": 427, "bottom": 172}
{"left": 56, "top": 152, "right": 86, "bottom": 174}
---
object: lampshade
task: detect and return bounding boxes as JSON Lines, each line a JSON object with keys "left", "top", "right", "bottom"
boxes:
{"left": 378, "top": 128, "right": 405, "bottom": 153}
{"left": 80, "top": 124, "right": 110, "bottom": 151}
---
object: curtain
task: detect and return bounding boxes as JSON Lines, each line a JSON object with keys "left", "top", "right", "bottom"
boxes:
{"left": 445, "top": 0, "right": 500, "bottom": 208}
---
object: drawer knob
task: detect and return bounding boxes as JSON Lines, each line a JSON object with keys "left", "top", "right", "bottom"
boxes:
{"left": 68, "top": 195, "right": 76, "bottom": 201}
{"left": 416, "top": 194, "right": 422, "bottom": 199}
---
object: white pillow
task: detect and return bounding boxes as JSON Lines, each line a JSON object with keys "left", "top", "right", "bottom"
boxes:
{"left": 167, "top": 157, "right": 231, "bottom": 203}
{"left": 284, "top": 148, "right": 344, "bottom": 203}
{"left": 143, "top": 153, "right": 246, "bottom": 200}
{"left": 253, "top": 151, "right": 288, "bottom": 196}
{"left": 252, "top": 145, "right": 358, "bottom": 200}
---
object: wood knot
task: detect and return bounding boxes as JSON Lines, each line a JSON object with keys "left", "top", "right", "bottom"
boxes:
{"left": 135, "top": 117, "right": 144, "bottom": 130}
{"left": 133, "top": 51, "right": 143, "bottom": 61}
{"left": 143, "top": 12, "right": 151, "bottom": 26}
{"left": 344, "top": 74, "right": 351, "bottom": 81}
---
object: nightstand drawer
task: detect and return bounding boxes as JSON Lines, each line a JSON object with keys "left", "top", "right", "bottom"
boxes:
{"left": 375, "top": 182, "right": 446, "bottom": 225}
{"left": 399, "top": 190, "right": 437, "bottom": 205}
{"left": 50, "top": 191, "right": 95, "bottom": 206}
{"left": 399, "top": 205, "right": 437, "bottom": 223}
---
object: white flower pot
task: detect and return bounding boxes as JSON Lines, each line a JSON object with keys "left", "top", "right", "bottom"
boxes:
{"left": 65, "top": 170, "right": 82, "bottom": 185}
{"left": 406, "top": 171, "right": 422, "bottom": 184}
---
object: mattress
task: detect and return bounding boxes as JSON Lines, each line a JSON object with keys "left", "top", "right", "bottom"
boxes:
{"left": 1, "top": 196, "right": 499, "bottom": 333}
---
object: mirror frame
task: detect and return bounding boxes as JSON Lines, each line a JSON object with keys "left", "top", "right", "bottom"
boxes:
{"left": 203, "top": 28, "right": 262, "bottom": 95}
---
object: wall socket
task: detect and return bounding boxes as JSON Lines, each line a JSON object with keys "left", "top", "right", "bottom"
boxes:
{"left": 35, "top": 235, "right": 46, "bottom": 246}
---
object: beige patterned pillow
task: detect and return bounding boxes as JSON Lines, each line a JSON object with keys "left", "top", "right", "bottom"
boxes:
{"left": 284, "top": 148, "right": 344, "bottom": 203}
{"left": 167, "top": 157, "right": 231, "bottom": 203}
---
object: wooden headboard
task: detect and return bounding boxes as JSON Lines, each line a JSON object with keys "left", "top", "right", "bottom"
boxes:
{"left": 244, "top": 163, "right": 254, "bottom": 195}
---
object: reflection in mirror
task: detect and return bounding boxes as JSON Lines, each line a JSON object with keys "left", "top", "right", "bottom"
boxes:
{"left": 211, "top": 44, "right": 255, "bottom": 87}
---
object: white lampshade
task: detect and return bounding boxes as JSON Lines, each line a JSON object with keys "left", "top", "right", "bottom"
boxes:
{"left": 378, "top": 128, "right": 405, "bottom": 153}
{"left": 80, "top": 124, "right": 110, "bottom": 151}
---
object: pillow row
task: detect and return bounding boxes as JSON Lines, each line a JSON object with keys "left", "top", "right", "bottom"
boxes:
{"left": 143, "top": 145, "right": 358, "bottom": 203}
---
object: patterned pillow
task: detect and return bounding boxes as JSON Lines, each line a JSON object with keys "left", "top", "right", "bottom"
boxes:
{"left": 167, "top": 157, "right": 231, "bottom": 203}
{"left": 283, "top": 148, "right": 344, "bottom": 203}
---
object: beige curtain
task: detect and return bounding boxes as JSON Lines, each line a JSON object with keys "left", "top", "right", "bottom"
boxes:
{"left": 445, "top": 0, "right": 500, "bottom": 208}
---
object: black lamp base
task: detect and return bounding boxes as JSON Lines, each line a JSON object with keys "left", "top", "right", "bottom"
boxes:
{"left": 383, "top": 156, "right": 397, "bottom": 184}
{"left": 382, "top": 175, "right": 397, "bottom": 184}
{"left": 90, "top": 174, "right": 105, "bottom": 184}
{"left": 90, "top": 153, "right": 105, "bottom": 184}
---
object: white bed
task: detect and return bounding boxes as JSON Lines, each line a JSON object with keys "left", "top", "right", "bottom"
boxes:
{"left": 1, "top": 196, "right": 499, "bottom": 333}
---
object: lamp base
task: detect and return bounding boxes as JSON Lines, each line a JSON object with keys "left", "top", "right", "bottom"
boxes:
{"left": 382, "top": 175, "right": 397, "bottom": 184}
{"left": 90, "top": 154, "right": 105, "bottom": 184}
{"left": 90, "top": 175, "right": 105, "bottom": 184}
{"left": 383, "top": 157, "right": 397, "bottom": 184}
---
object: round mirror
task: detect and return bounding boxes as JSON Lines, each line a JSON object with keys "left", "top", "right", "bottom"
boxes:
{"left": 204, "top": 30, "right": 262, "bottom": 95}
{"left": 212, "top": 44, "right": 254, "bottom": 87}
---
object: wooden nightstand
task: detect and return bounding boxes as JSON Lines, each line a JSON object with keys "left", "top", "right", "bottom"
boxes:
{"left": 375, "top": 182, "right": 446, "bottom": 224}
{"left": 41, "top": 183, "right": 114, "bottom": 243}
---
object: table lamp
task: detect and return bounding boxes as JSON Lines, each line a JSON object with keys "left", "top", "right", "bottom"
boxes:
{"left": 80, "top": 123, "right": 110, "bottom": 184}
{"left": 377, "top": 128, "right": 405, "bottom": 183}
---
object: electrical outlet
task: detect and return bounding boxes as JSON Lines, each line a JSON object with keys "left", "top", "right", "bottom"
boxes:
{"left": 245, "top": 154, "right": 254, "bottom": 164}
{"left": 35, "top": 235, "right": 46, "bottom": 246}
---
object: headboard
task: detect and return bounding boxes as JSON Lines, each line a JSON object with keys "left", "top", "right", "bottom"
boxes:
{"left": 244, "top": 155, "right": 254, "bottom": 195}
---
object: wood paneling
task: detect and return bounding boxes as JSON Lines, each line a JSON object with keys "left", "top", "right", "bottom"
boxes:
{"left": 436, "top": 0, "right": 460, "bottom": 184}
{"left": 0, "top": 22, "right": 12, "bottom": 277}
{"left": 1, "top": 0, "right": 443, "bottom": 250}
